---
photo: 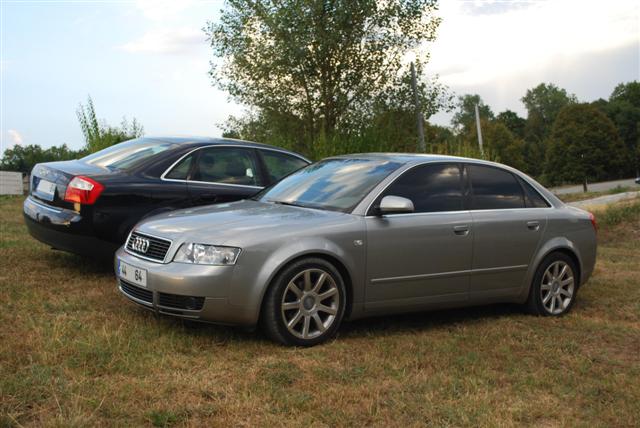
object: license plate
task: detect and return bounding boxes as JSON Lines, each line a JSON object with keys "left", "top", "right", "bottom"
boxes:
{"left": 117, "top": 260, "right": 147, "bottom": 287}
{"left": 36, "top": 179, "right": 56, "bottom": 201}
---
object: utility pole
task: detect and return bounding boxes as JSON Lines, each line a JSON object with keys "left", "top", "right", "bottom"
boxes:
{"left": 411, "top": 62, "right": 426, "bottom": 152}
{"left": 474, "top": 103, "right": 484, "bottom": 155}
{"left": 582, "top": 153, "right": 588, "bottom": 192}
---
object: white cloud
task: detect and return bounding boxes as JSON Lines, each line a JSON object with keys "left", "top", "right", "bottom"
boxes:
{"left": 134, "top": 0, "right": 196, "bottom": 22}
{"left": 426, "top": 0, "right": 639, "bottom": 87}
{"left": 8, "top": 130, "right": 24, "bottom": 146}
{"left": 119, "top": 27, "right": 204, "bottom": 55}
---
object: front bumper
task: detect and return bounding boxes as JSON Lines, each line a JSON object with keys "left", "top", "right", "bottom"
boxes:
{"left": 115, "top": 247, "right": 259, "bottom": 326}
{"left": 23, "top": 196, "right": 117, "bottom": 258}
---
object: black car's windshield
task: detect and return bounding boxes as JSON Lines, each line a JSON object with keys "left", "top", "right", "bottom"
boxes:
{"left": 258, "top": 158, "right": 403, "bottom": 212}
{"left": 81, "top": 138, "right": 176, "bottom": 170}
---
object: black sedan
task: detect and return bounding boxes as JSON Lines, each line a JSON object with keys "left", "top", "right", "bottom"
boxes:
{"left": 23, "top": 137, "right": 310, "bottom": 259}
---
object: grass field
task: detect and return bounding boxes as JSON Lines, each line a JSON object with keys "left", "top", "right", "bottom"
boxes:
{"left": 1, "top": 196, "right": 639, "bottom": 427}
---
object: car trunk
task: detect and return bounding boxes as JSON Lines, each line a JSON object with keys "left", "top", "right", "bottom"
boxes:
{"left": 30, "top": 160, "right": 111, "bottom": 209}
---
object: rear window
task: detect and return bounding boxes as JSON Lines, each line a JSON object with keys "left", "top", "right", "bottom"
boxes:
{"left": 81, "top": 138, "right": 175, "bottom": 170}
{"left": 468, "top": 164, "right": 525, "bottom": 210}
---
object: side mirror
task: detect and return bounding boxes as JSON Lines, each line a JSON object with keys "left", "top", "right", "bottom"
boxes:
{"left": 378, "top": 195, "right": 414, "bottom": 215}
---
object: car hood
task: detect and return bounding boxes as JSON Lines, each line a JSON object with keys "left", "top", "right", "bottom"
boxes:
{"left": 136, "top": 199, "right": 355, "bottom": 246}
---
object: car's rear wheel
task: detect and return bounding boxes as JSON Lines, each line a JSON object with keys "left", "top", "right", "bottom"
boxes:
{"left": 527, "top": 252, "right": 578, "bottom": 316}
{"left": 262, "top": 258, "right": 346, "bottom": 346}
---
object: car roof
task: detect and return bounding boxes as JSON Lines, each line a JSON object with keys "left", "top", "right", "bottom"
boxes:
{"left": 141, "top": 136, "right": 309, "bottom": 158}
{"left": 329, "top": 152, "right": 492, "bottom": 166}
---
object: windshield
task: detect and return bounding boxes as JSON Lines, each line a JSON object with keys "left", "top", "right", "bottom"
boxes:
{"left": 258, "top": 158, "right": 402, "bottom": 212}
{"left": 81, "top": 138, "right": 176, "bottom": 170}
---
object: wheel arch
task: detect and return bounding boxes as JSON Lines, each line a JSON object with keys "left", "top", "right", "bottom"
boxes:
{"left": 257, "top": 251, "right": 355, "bottom": 323}
{"left": 519, "top": 238, "right": 584, "bottom": 302}
{"left": 545, "top": 247, "right": 582, "bottom": 286}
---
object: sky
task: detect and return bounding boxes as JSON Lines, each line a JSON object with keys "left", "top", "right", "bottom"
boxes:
{"left": 1, "top": 0, "right": 639, "bottom": 153}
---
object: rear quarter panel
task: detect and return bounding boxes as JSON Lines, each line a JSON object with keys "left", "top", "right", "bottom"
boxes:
{"left": 517, "top": 205, "right": 597, "bottom": 302}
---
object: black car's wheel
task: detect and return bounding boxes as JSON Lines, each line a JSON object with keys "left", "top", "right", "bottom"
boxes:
{"left": 526, "top": 252, "right": 578, "bottom": 316}
{"left": 262, "top": 258, "right": 346, "bottom": 346}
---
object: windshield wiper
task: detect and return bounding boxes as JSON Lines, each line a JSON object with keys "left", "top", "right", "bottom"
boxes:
{"left": 270, "top": 200, "right": 307, "bottom": 208}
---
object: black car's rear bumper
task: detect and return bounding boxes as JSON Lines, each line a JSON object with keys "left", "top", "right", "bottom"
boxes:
{"left": 23, "top": 196, "right": 117, "bottom": 258}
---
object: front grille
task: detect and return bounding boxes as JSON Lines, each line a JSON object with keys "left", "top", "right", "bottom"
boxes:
{"left": 158, "top": 292, "right": 205, "bottom": 311}
{"left": 120, "top": 279, "right": 153, "bottom": 304}
{"left": 126, "top": 232, "right": 172, "bottom": 262}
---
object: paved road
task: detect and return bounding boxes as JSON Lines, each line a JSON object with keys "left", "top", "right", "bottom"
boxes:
{"left": 551, "top": 178, "right": 639, "bottom": 195}
{"left": 568, "top": 191, "right": 640, "bottom": 209}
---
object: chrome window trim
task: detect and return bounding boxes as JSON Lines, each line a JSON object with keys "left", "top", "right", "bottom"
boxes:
{"left": 159, "top": 144, "right": 310, "bottom": 188}
{"left": 360, "top": 160, "right": 555, "bottom": 216}
{"left": 363, "top": 206, "right": 555, "bottom": 219}
{"left": 364, "top": 209, "right": 472, "bottom": 219}
{"left": 124, "top": 230, "right": 174, "bottom": 264}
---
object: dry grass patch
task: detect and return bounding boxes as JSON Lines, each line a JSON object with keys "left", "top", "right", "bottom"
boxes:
{"left": 1, "top": 196, "right": 639, "bottom": 427}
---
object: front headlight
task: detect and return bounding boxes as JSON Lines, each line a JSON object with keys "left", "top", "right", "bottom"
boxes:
{"left": 173, "top": 243, "right": 241, "bottom": 265}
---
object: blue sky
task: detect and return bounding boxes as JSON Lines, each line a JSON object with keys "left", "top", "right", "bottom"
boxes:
{"left": 1, "top": 0, "right": 639, "bottom": 153}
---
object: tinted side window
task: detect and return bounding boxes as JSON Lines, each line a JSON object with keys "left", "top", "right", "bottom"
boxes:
{"left": 261, "top": 150, "right": 308, "bottom": 183}
{"left": 518, "top": 177, "right": 550, "bottom": 208}
{"left": 192, "top": 148, "right": 259, "bottom": 186}
{"left": 381, "top": 163, "right": 463, "bottom": 213}
{"left": 468, "top": 164, "right": 524, "bottom": 209}
{"left": 165, "top": 154, "right": 194, "bottom": 180}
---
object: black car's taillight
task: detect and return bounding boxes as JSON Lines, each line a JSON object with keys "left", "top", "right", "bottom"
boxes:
{"left": 64, "top": 176, "right": 104, "bottom": 205}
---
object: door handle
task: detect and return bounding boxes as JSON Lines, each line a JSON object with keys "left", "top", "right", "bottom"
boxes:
{"left": 527, "top": 221, "right": 540, "bottom": 231}
{"left": 453, "top": 225, "right": 470, "bottom": 236}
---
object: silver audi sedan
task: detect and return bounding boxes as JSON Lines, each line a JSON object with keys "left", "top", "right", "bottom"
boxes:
{"left": 115, "top": 154, "right": 597, "bottom": 346}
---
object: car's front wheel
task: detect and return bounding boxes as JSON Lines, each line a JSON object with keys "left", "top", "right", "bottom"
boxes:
{"left": 527, "top": 252, "right": 578, "bottom": 316}
{"left": 262, "top": 258, "right": 346, "bottom": 346}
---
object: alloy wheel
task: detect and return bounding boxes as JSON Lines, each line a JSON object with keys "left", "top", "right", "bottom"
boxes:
{"left": 540, "top": 261, "right": 575, "bottom": 315}
{"left": 281, "top": 268, "right": 340, "bottom": 340}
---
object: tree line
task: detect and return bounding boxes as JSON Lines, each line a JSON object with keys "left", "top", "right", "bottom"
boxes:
{"left": 3, "top": 0, "right": 638, "bottom": 187}
{"left": 208, "top": 1, "right": 638, "bottom": 186}
{"left": 444, "top": 81, "right": 638, "bottom": 185}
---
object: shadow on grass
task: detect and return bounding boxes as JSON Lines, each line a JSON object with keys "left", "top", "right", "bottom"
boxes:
{"left": 43, "top": 250, "right": 114, "bottom": 275}
{"left": 125, "top": 305, "right": 268, "bottom": 346}
{"left": 340, "top": 303, "right": 525, "bottom": 338}
{"left": 138, "top": 302, "right": 526, "bottom": 346}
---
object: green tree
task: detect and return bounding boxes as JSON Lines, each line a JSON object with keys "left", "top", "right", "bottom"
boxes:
{"left": 0, "top": 144, "right": 84, "bottom": 175}
{"left": 495, "top": 110, "right": 526, "bottom": 139}
{"left": 544, "top": 104, "right": 626, "bottom": 186}
{"left": 77, "top": 96, "right": 144, "bottom": 153}
{"left": 522, "top": 83, "right": 577, "bottom": 142}
{"left": 521, "top": 83, "right": 577, "bottom": 176}
{"left": 206, "top": 0, "right": 444, "bottom": 152}
{"left": 451, "top": 94, "right": 493, "bottom": 132}
{"left": 463, "top": 120, "right": 525, "bottom": 170}
{"left": 604, "top": 81, "right": 640, "bottom": 175}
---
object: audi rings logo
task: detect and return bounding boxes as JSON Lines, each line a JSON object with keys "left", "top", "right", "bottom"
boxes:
{"left": 131, "top": 236, "right": 150, "bottom": 253}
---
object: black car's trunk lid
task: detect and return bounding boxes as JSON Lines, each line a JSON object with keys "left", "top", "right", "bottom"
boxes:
{"left": 30, "top": 160, "right": 111, "bottom": 208}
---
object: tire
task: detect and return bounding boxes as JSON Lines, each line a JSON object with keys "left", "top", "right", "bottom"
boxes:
{"left": 526, "top": 252, "right": 579, "bottom": 316}
{"left": 261, "top": 258, "right": 346, "bottom": 346}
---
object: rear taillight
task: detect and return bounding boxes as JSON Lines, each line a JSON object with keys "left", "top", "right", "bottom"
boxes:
{"left": 589, "top": 212, "right": 597, "bottom": 232}
{"left": 64, "top": 176, "right": 104, "bottom": 205}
